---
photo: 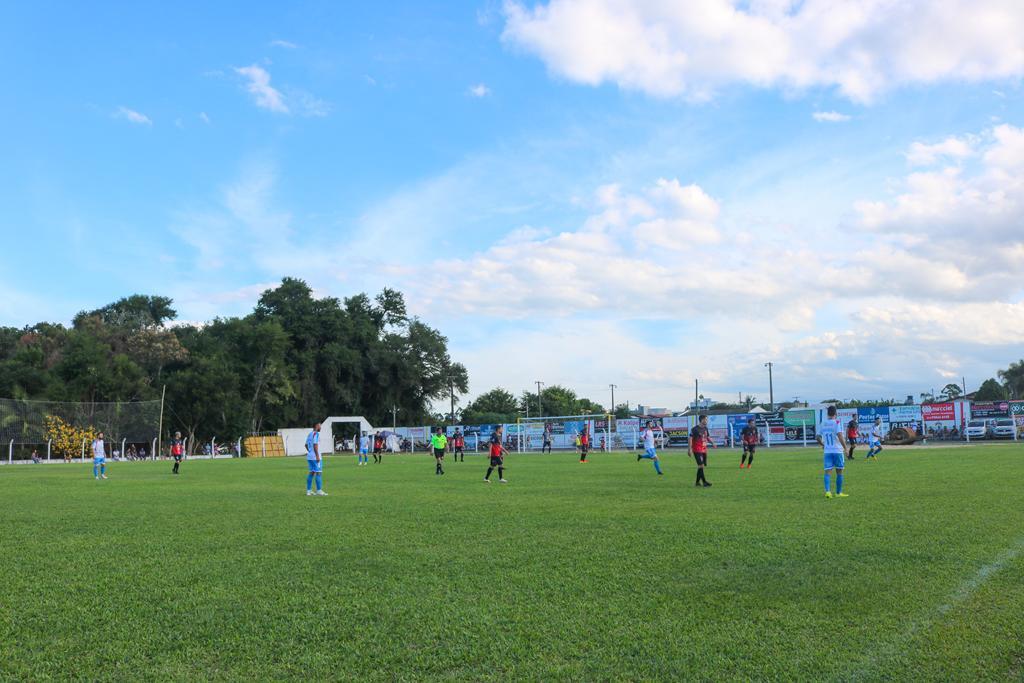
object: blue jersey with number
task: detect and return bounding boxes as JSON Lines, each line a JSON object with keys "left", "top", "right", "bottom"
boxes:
{"left": 306, "top": 431, "right": 319, "bottom": 459}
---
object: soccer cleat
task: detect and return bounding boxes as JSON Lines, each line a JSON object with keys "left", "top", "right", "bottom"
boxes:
{"left": 483, "top": 478, "right": 491, "bottom": 483}
{"left": 637, "top": 454, "right": 642, "bottom": 462}
{"left": 306, "top": 490, "right": 314, "bottom": 496}
{"left": 657, "top": 471, "right": 664, "bottom": 476}
{"left": 95, "top": 476, "right": 100, "bottom": 480}
{"left": 316, "top": 490, "right": 328, "bottom": 496}
{"left": 825, "top": 491, "right": 833, "bottom": 499}
{"left": 499, "top": 478, "right": 508, "bottom": 483}
{"left": 101, "top": 475, "right": 108, "bottom": 479}
{"left": 836, "top": 492, "right": 849, "bottom": 498}
{"left": 702, "top": 481, "right": 712, "bottom": 487}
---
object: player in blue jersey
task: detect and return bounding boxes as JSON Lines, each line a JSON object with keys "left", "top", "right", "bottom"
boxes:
{"left": 636, "top": 421, "right": 663, "bottom": 475}
{"left": 306, "top": 423, "right": 327, "bottom": 496}
{"left": 92, "top": 432, "right": 108, "bottom": 479}
{"left": 865, "top": 417, "right": 884, "bottom": 459}
{"left": 817, "top": 406, "right": 849, "bottom": 498}
{"left": 358, "top": 432, "right": 369, "bottom": 466}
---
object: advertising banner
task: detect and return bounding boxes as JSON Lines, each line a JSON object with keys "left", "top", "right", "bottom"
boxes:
{"left": 922, "top": 403, "right": 955, "bottom": 421}
{"left": 660, "top": 416, "right": 690, "bottom": 446}
{"left": 727, "top": 414, "right": 757, "bottom": 442}
{"left": 783, "top": 409, "right": 816, "bottom": 441}
{"left": 1011, "top": 401, "right": 1024, "bottom": 432}
{"left": 707, "top": 415, "right": 729, "bottom": 444}
{"left": 971, "top": 401, "right": 1010, "bottom": 419}
{"left": 888, "top": 405, "right": 922, "bottom": 430}
{"left": 616, "top": 419, "right": 640, "bottom": 432}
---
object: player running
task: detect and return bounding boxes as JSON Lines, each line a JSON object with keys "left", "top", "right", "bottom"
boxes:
{"left": 636, "top": 421, "right": 664, "bottom": 475}
{"left": 579, "top": 427, "right": 590, "bottom": 463}
{"left": 818, "top": 405, "right": 849, "bottom": 498}
{"left": 306, "top": 423, "right": 327, "bottom": 496}
{"left": 846, "top": 415, "right": 860, "bottom": 460}
{"left": 740, "top": 418, "right": 758, "bottom": 469}
{"left": 358, "top": 432, "right": 369, "bottom": 466}
{"left": 170, "top": 431, "right": 184, "bottom": 474}
{"left": 688, "top": 415, "right": 716, "bottom": 487}
{"left": 484, "top": 424, "right": 509, "bottom": 483}
{"left": 92, "top": 432, "right": 108, "bottom": 480}
{"left": 432, "top": 427, "right": 447, "bottom": 475}
{"left": 453, "top": 429, "right": 465, "bottom": 462}
{"left": 865, "top": 417, "right": 884, "bottom": 459}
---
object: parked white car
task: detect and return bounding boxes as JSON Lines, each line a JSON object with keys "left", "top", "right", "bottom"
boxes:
{"left": 964, "top": 419, "right": 988, "bottom": 440}
{"left": 992, "top": 418, "right": 1016, "bottom": 439}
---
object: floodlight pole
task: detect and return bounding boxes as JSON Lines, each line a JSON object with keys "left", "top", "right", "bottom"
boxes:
{"left": 535, "top": 381, "right": 544, "bottom": 418}
{"left": 609, "top": 384, "right": 617, "bottom": 415}
{"left": 157, "top": 384, "right": 166, "bottom": 461}
{"left": 392, "top": 405, "right": 397, "bottom": 431}
{"left": 765, "top": 362, "right": 774, "bottom": 413}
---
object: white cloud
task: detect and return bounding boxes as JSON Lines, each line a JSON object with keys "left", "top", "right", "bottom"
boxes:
{"left": 234, "top": 64, "right": 289, "bottom": 113}
{"left": 905, "top": 135, "right": 976, "bottom": 165}
{"left": 269, "top": 39, "right": 298, "bottom": 49}
{"left": 199, "top": 112, "right": 211, "bottom": 124}
{"left": 469, "top": 83, "right": 492, "bottom": 97}
{"left": 812, "top": 110, "right": 851, "bottom": 123}
{"left": 114, "top": 106, "right": 152, "bottom": 125}
{"left": 503, "top": 0, "right": 1024, "bottom": 102}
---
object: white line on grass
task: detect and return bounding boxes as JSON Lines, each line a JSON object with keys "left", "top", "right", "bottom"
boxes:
{"left": 846, "top": 536, "right": 1024, "bottom": 682}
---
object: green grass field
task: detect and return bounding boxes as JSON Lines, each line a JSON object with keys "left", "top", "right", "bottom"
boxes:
{"left": 2, "top": 445, "right": 1023, "bottom": 681}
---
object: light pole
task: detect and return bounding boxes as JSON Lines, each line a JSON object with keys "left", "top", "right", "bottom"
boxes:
{"left": 535, "top": 381, "right": 544, "bottom": 418}
{"left": 391, "top": 405, "right": 397, "bottom": 431}
{"left": 609, "top": 384, "right": 617, "bottom": 415}
{"left": 765, "top": 362, "right": 775, "bottom": 413}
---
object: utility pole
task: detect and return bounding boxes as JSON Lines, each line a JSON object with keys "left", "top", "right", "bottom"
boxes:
{"left": 535, "top": 381, "right": 544, "bottom": 418}
{"left": 765, "top": 362, "right": 775, "bottom": 413}
{"left": 609, "top": 384, "right": 617, "bottom": 415}
{"left": 392, "top": 405, "right": 397, "bottom": 431}
{"left": 449, "top": 379, "right": 455, "bottom": 426}
{"left": 695, "top": 379, "right": 699, "bottom": 409}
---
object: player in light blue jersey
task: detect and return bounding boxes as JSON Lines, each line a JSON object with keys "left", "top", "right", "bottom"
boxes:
{"left": 306, "top": 423, "right": 326, "bottom": 496}
{"left": 865, "top": 417, "right": 884, "bottom": 459}
{"left": 817, "top": 406, "right": 848, "bottom": 498}
{"left": 92, "top": 432, "right": 108, "bottom": 479}
{"left": 358, "top": 432, "right": 369, "bottom": 466}
{"left": 636, "top": 421, "right": 663, "bottom": 475}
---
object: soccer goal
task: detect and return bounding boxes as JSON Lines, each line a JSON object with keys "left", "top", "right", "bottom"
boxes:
{"left": 514, "top": 414, "right": 614, "bottom": 452}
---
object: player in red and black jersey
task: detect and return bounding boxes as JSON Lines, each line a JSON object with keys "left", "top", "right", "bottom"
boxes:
{"left": 688, "top": 414, "right": 717, "bottom": 487}
{"left": 484, "top": 425, "right": 509, "bottom": 483}
{"left": 846, "top": 415, "right": 859, "bottom": 460}
{"left": 740, "top": 418, "right": 758, "bottom": 469}
{"left": 579, "top": 427, "right": 590, "bottom": 463}
{"left": 453, "top": 430, "right": 465, "bottom": 462}
{"left": 170, "top": 431, "right": 184, "bottom": 475}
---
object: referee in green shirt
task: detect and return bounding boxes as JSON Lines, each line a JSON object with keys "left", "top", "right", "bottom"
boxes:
{"left": 432, "top": 428, "right": 448, "bottom": 475}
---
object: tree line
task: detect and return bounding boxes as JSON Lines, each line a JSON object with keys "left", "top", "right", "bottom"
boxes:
{"left": 0, "top": 278, "right": 468, "bottom": 446}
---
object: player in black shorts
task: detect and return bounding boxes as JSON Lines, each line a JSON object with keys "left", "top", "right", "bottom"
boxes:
{"left": 688, "top": 414, "right": 716, "bottom": 487}
{"left": 484, "top": 425, "right": 509, "bottom": 483}
{"left": 740, "top": 418, "right": 757, "bottom": 469}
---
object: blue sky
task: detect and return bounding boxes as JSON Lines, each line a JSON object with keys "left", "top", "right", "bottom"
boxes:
{"left": 2, "top": 0, "right": 1023, "bottom": 410}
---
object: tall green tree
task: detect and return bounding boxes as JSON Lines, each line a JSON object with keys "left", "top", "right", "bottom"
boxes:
{"left": 998, "top": 360, "right": 1024, "bottom": 399}
{"left": 462, "top": 388, "right": 519, "bottom": 424}
{"left": 974, "top": 378, "right": 1009, "bottom": 401}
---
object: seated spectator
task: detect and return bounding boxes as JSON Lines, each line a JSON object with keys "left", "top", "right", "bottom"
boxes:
{"left": 31, "top": 449, "right": 41, "bottom": 464}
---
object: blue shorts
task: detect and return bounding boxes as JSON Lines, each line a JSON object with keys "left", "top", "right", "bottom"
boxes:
{"left": 870, "top": 438, "right": 881, "bottom": 448}
{"left": 307, "top": 459, "right": 323, "bottom": 473}
{"left": 360, "top": 448, "right": 368, "bottom": 455}
{"left": 93, "top": 456, "right": 105, "bottom": 464}
{"left": 823, "top": 451, "right": 845, "bottom": 470}
{"left": 645, "top": 447, "right": 657, "bottom": 458}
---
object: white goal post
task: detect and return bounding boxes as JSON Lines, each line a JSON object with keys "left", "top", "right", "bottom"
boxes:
{"left": 513, "top": 414, "right": 617, "bottom": 452}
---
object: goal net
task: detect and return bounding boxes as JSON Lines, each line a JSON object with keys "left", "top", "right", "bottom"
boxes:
{"left": 515, "top": 414, "right": 614, "bottom": 452}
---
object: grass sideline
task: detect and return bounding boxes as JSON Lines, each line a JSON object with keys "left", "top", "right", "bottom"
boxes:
{"left": 2, "top": 446, "right": 1023, "bottom": 681}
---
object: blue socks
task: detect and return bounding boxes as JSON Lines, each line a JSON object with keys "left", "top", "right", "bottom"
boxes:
{"left": 824, "top": 473, "right": 831, "bottom": 493}
{"left": 93, "top": 465, "right": 98, "bottom": 477}
{"left": 836, "top": 474, "right": 843, "bottom": 494}
{"left": 307, "top": 473, "right": 314, "bottom": 491}
{"left": 315, "top": 473, "right": 322, "bottom": 491}
{"left": 653, "top": 459, "right": 662, "bottom": 474}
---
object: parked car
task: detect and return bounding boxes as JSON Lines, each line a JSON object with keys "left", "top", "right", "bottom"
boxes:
{"left": 992, "top": 418, "right": 1016, "bottom": 439}
{"left": 964, "top": 419, "right": 988, "bottom": 440}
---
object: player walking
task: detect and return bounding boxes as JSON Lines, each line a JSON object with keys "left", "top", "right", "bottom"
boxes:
{"left": 306, "top": 423, "right": 326, "bottom": 496}
{"left": 636, "top": 421, "right": 664, "bottom": 475}
{"left": 740, "top": 418, "right": 758, "bottom": 469}
{"left": 846, "top": 415, "right": 860, "bottom": 460}
{"left": 865, "top": 417, "right": 883, "bottom": 459}
{"left": 579, "top": 427, "right": 590, "bottom": 463}
{"left": 484, "top": 424, "right": 509, "bottom": 483}
{"left": 358, "top": 432, "right": 369, "bottom": 466}
{"left": 170, "top": 431, "right": 184, "bottom": 474}
{"left": 432, "top": 427, "right": 447, "bottom": 475}
{"left": 688, "top": 415, "right": 716, "bottom": 487}
{"left": 92, "top": 432, "right": 108, "bottom": 480}
{"left": 818, "top": 405, "right": 849, "bottom": 498}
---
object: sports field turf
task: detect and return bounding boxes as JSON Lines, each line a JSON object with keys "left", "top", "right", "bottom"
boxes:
{"left": 2, "top": 445, "right": 1023, "bottom": 681}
